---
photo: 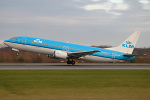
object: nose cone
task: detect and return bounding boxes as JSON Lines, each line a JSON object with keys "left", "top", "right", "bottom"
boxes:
{"left": 0, "top": 40, "right": 8, "bottom": 48}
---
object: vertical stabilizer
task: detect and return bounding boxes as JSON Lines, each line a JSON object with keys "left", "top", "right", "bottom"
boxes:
{"left": 106, "top": 31, "right": 140, "bottom": 54}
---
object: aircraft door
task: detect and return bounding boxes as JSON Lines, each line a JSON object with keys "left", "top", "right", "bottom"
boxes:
{"left": 65, "top": 46, "right": 69, "bottom": 52}
{"left": 112, "top": 53, "right": 116, "bottom": 59}
{"left": 22, "top": 38, "right": 26, "bottom": 45}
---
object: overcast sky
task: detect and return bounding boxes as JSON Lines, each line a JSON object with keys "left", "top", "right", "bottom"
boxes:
{"left": 0, "top": 0, "right": 150, "bottom": 48}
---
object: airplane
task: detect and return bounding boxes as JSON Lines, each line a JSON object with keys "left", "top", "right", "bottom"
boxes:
{"left": 0, "top": 31, "right": 143, "bottom": 65}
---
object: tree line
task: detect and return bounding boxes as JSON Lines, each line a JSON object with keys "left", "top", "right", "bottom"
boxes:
{"left": 0, "top": 47, "right": 149, "bottom": 63}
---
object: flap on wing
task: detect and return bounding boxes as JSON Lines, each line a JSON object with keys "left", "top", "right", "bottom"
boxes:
{"left": 68, "top": 50, "right": 100, "bottom": 58}
{"left": 123, "top": 54, "right": 146, "bottom": 57}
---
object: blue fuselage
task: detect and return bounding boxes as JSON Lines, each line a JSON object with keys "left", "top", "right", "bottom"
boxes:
{"left": 4, "top": 36, "right": 135, "bottom": 62}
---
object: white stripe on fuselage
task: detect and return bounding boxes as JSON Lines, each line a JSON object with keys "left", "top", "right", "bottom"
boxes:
{"left": 4, "top": 42, "right": 122, "bottom": 62}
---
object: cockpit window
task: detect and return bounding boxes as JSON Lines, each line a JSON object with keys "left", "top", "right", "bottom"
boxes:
{"left": 11, "top": 38, "right": 17, "bottom": 40}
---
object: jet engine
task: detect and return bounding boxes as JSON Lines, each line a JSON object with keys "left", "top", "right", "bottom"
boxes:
{"left": 47, "top": 50, "right": 68, "bottom": 59}
{"left": 54, "top": 50, "right": 68, "bottom": 59}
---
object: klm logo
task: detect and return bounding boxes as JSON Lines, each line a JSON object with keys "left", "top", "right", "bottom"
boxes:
{"left": 34, "top": 39, "right": 42, "bottom": 43}
{"left": 122, "top": 41, "right": 134, "bottom": 48}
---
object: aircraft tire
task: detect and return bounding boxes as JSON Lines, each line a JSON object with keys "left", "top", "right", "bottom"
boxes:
{"left": 67, "top": 61, "right": 71, "bottom": 64}
{"left": 16, "top": 52, "right": 19, "bottom": 56}
{"left": 72, "top": 61, "right": 75, "bottom": 65}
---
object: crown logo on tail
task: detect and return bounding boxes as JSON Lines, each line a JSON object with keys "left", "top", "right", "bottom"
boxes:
{"left": 126, "top": 41, "right": 132, "bottom": 44}
{"left": 122, "top": 41, "right": 134, "bottom": 48}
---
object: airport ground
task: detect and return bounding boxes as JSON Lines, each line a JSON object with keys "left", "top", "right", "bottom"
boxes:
{"left": 0, "top": 65, "right": 150, "bottom": 100}
{"left": 0, "top": 63, "right": 150, "bottom": 70}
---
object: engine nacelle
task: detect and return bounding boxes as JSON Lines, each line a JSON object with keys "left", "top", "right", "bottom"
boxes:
{"left": 53, "top": 50, "right": 68, "bottom": 59}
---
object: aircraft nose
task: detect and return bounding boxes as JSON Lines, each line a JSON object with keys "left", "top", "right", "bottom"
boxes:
{"left": 0, "top": 41, "right": 8, "bottom": 48}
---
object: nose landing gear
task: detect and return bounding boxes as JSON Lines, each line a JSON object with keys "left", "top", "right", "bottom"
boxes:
{"left": 67, "top": 59, "right": 75, "bottom": 65}
{"left": 16, "top": 52, "right": 19, "bottom": 56}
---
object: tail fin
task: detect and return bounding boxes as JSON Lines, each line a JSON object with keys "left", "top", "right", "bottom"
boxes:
{"left": 106, "top": 31, "right": 140, "bottom": 54}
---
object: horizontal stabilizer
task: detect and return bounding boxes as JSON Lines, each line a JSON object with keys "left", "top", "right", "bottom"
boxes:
{"left": 123, "top": 54, "right": 146, "bottom": 57}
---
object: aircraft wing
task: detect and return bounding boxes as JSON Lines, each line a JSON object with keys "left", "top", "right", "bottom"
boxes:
{"left": 67, "top": 50, "right": 100, "bottom": 59}
{"left": 123, "top": 54, "right": 146, "bottom": 57}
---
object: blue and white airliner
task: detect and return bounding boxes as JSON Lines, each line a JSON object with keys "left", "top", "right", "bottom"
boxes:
{"left": 0, "top": 32, "right": 142, "bottom": 65}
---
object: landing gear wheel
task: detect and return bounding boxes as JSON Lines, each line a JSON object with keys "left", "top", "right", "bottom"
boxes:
{"left": 72, "top": 61, "right": 75, "bottom": 65}
{"left": 16, "top": 52, "right": 19, "bottom": 56}
{"left": 67, "top": 59, "right": 75, "bottom": 65}
{"left": 67, "top": 60, "right": 71, "bottom": 64}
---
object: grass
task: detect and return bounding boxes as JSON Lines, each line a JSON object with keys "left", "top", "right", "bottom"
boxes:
{"left": 0, "top": 70, "right": 150, "bottom": 100}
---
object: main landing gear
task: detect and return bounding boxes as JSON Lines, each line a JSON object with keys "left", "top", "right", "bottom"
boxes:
{"left": 67, "top": 59, "right": 75, "bottom": 65}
